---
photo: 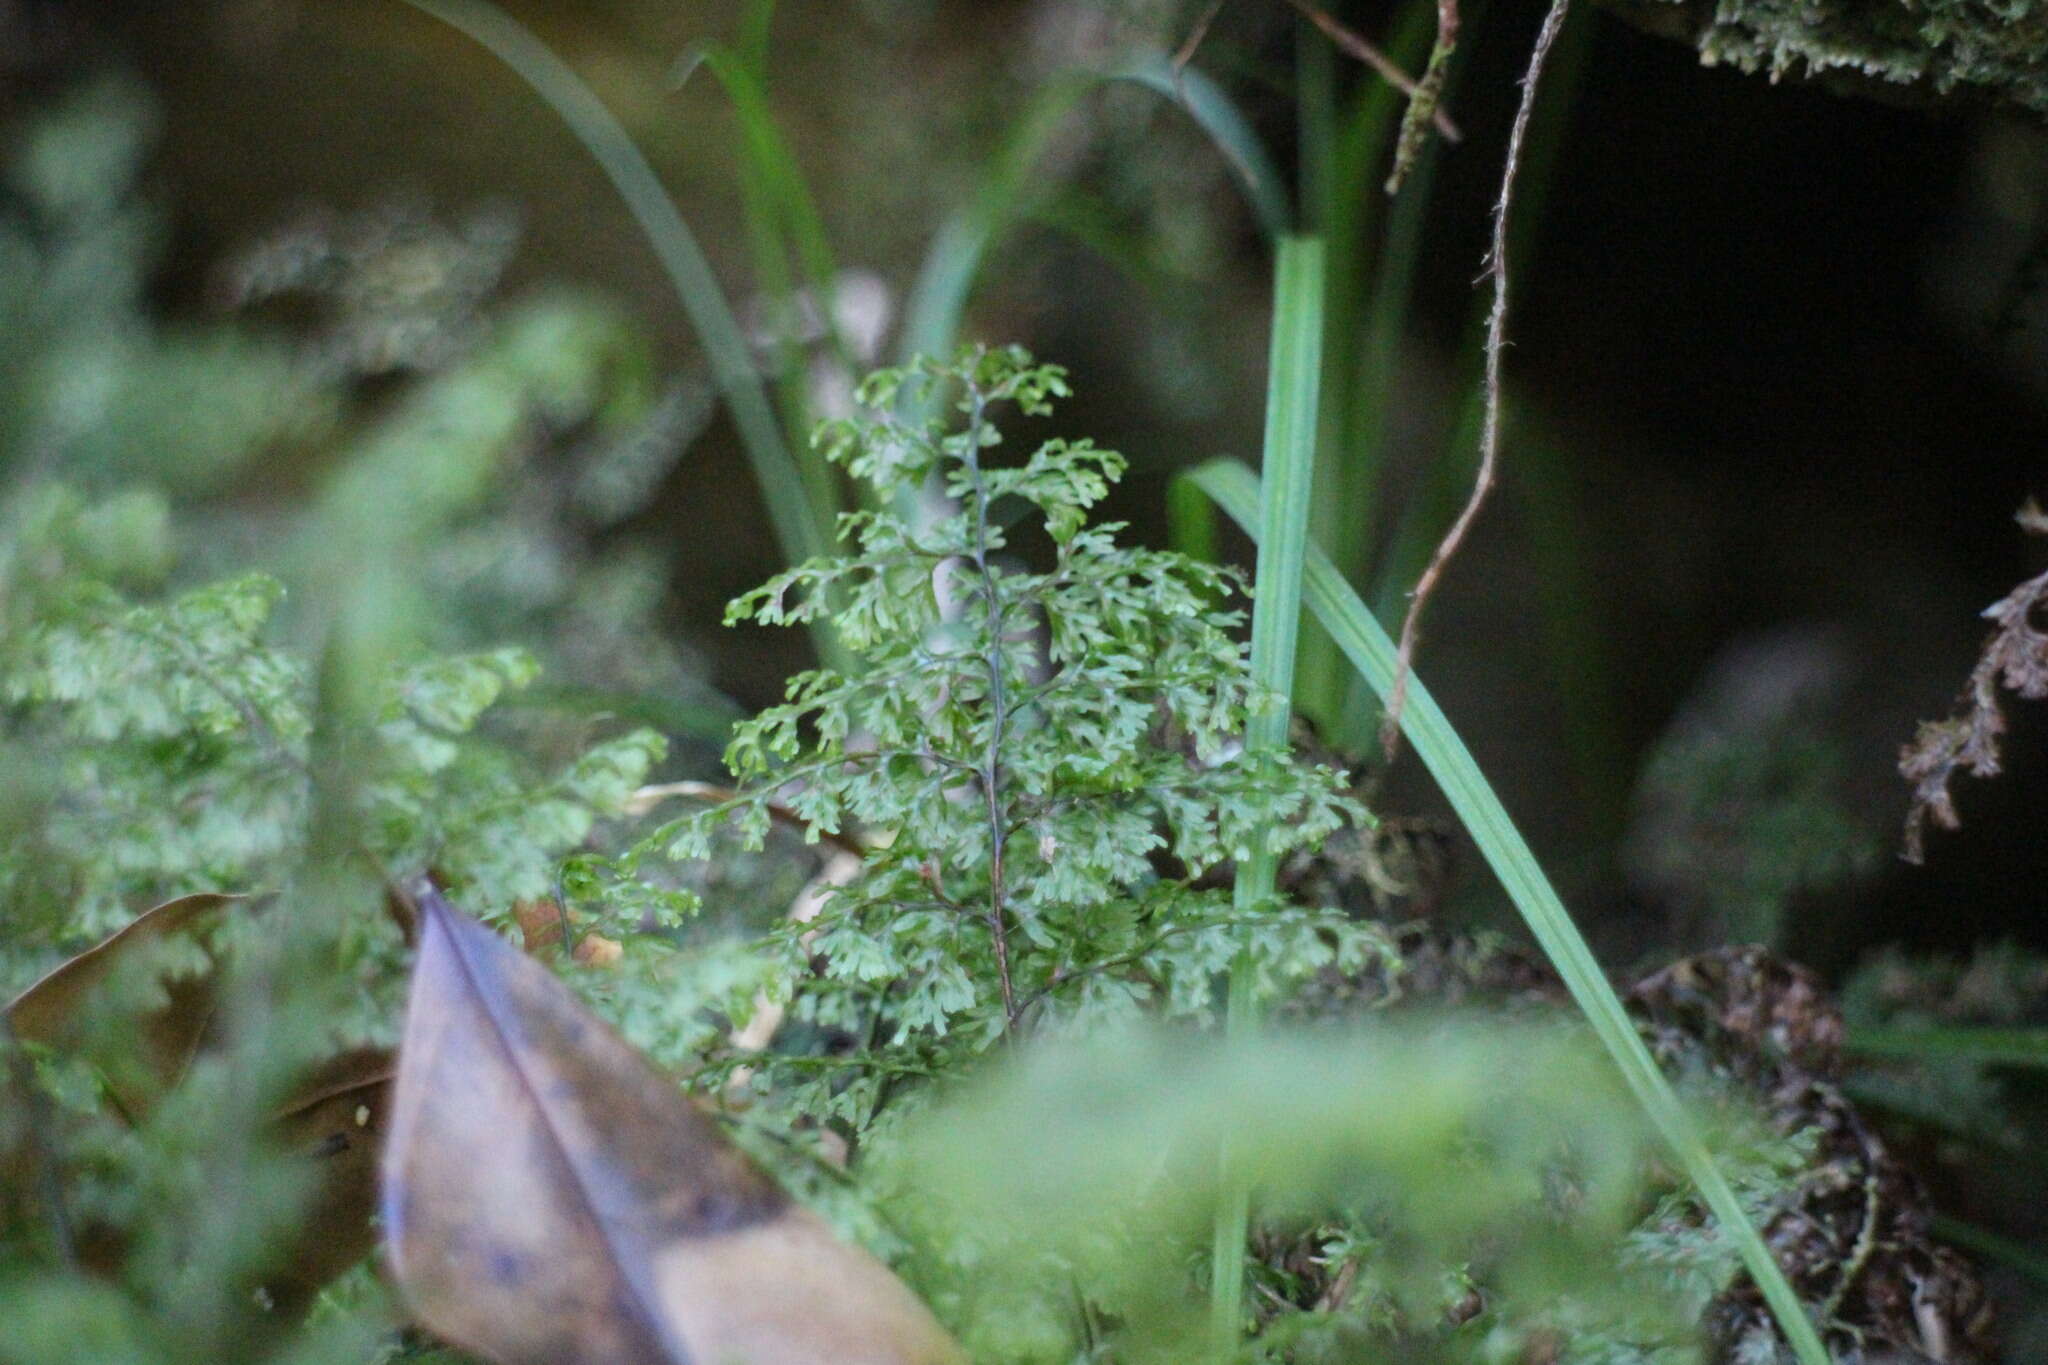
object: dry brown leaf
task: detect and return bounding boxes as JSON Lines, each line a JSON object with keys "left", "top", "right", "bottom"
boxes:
{"left": 5, "top": 893, "right": 395, "bottom": 1311}
{"left": 263, "top": 1045, "right": 396, "bottom": 1315}
{"left": 380, "top": 886, "right": 963, "bottom": 1365}
{"left": 570, "top": 932, "right": 622, "bottom": 968}
{"left": 512, "top": 897, "right": 571, "bottom": 955}
{"left": 5, "top": 893, "right": 239, "bottom": 1121}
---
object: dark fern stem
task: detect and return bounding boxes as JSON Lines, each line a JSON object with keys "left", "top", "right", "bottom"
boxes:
{"left": 959, "top": 382, "right": 1020, "bottom": 1035}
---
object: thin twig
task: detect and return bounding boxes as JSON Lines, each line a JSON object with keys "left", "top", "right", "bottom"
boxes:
{"left": 1281, "top": 0, "right": 1461, "bottom": 143}
{"left": 1172, "top": 0, "right": 1227, "bottom": 101}
{"left": 1386, "top": 0, "right": 1461, "bottom": 192}
{"left": 1380, "top": 0, "right": 1573, "bottom": 762}
{"left": 1435, "top": 0, "right": 1461, "bottom": 59}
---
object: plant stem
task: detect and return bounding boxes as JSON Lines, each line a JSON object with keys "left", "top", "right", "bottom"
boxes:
{"left": 960, "top": 386, "right": 1020, "bottom": 1034}
{"left": 395, "top": 0, "right": 848, "bottom": 675}
{"left": 1295, "top": 0, "right": 1436, "bottom": 741}
{"left": 1209, "top": 236, "right": 1325, "bottom": 1357}
{"left": 1380, "top": 0, "right": 1569, "bottom": 761}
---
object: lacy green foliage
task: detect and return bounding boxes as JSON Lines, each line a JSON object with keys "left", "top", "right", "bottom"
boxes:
{"left": 1631, "top": 721, "right": 1876, "bottom": 950}
{"left": 0, "top": 76, "right": 327, "bottom": 499}
{"left": 0, "top": 75, "right": 730, "bottom": 757}
{"left": 1257, "top": 997, "right": 1813, "bottom": 1359}
{"left": 0, "top": 488, "right": 304, "bottom": 944}
{"left": 0, "top": 82, "right": 703, "bottom": 1361}
{"left": 1621, "top": 0, "right": 2048, "bottom": 112}
{"left": 0, "top": 74, "right": 727, "bottom": 1033}
{"left": 623, "top": 345, "right": 1378, "bottom": 1123}
{"left": 0, "top": 484, "right": 684, "bottom": 1362}
{"left": 1602, "top": 1099, "right": 1816, "bottom": 1365}
{"left": 1258, "top": 1043, "right": 1814, "bottom": 1363}
{"left": 3, "top": 952, "right": 393, "bottom": 1365}
{"left": 0, "top": 70, "right": 740, "bottom": 948}
{"left": 0, "top": 484, "right": 667, "bottom": 1006}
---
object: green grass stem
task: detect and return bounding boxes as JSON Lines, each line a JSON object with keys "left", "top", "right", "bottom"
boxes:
{"left": 676, "top": 39, "right": 854, "bottom": 528}
{"left": 1298, "top": 0, "right": 1448, "bottom": 746}
{"left": 1208, "top": 237, "right": 1325, "bottom": 1355}
{"left": 1167, "top": 471, "right": 1222, "bottom": 565}
{"left": 1847, "top": 1026, "right": 2048, "bottom": 1069}
{"left": 395, "top": 0, "right": 847, "bottom": 674}
{"left": 1189, "top": 456, "right": 1832, "bottom": 1365}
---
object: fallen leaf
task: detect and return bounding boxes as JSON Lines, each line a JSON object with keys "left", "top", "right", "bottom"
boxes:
{"left": 5, "top": 893, "right": 239, "bottom": 1121}
{"left": 380, "top": 885, "right": 963, "bottom": 1365}
{"left": 570, "top": 933, "right": 622, "bottom": 968}
{"left": 264, "top": 1045, "right": 397, "bottom": 1316}
{"left": 4, "top": 892, "right": 395, "bottom": 1312}
{"left": 512, "top": 898, "right": 570, "bottom": 955}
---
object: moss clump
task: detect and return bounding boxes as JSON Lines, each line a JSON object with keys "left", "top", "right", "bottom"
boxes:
{"left": 1610, "top": 0, "right": 2048, "bottom": 114}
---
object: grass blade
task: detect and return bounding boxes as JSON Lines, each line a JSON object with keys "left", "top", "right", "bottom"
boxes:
{"left": 680, "top": 40, "right": 853, "bottom": 531}
{"left": 1932, "top": 1213, "right": 2048, "bottom": 1290}
{"left": 1297, "top": 0, "right": 1444, "bottom": 744}
{"left": 681, "top": 40, "right": 853, "bottom": 368}
{"left": 1167, "top": 471, "right": 1221, "bottom": 564}
{"left": 900, "top": 54, "right": 1289, "bottom": 368}
{"left": 1113, "top": 55, "right": 1292, "bottom": 242}
{"left": 1187, "top": 456, "right": 1832, "bottom": 1365}
{"left": 395, "top": 0, "right": 847, "bottom": 672}
{"left": 1209, "top": 236, "right": 1325, "bottom": 1354}
{"left": 1847, "top": 1026, "right": 2048, "bottom": 1069}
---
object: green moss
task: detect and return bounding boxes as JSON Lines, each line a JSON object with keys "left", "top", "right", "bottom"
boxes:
{"left": 1622, "top": 0, "right": 2048, "bottom": 113}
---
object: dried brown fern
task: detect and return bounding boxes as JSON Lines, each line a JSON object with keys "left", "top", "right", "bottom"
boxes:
{"left": 1898, "top": 500, "right": 2048, "bottom": 862}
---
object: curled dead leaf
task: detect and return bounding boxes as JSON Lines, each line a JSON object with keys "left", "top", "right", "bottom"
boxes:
{"left": 5, "top": 893, "right": 239, "bottom": 1121}
{"left": 4, "top": 892, "right": 394, "bottom": 1312}
{"left": 264, "top": 1045, "right": 397, "bottom": 1316}
{"left": 380, "top": 885, "right": 963, "bottom": 1365}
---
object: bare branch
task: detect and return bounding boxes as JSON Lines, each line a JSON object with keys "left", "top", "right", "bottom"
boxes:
{"left": 1386, "top": 0, "right": 1461, "bottom": 193}
{"left": 1281, "top": 0, "right": 1461, "bottom": 143}
{"left": 1172, "top": 0, "right": 1228, "bottom": 97}
{"left": 1380, "top": 0, "right": 1573, "bottom": 762}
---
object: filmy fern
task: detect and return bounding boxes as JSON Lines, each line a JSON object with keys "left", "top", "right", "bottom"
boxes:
{"left": 0, "top": 483, "right": 667, "bottom": 1008}
{"left": 629, "top": 345, "right": 1382, "bottom": 1134}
